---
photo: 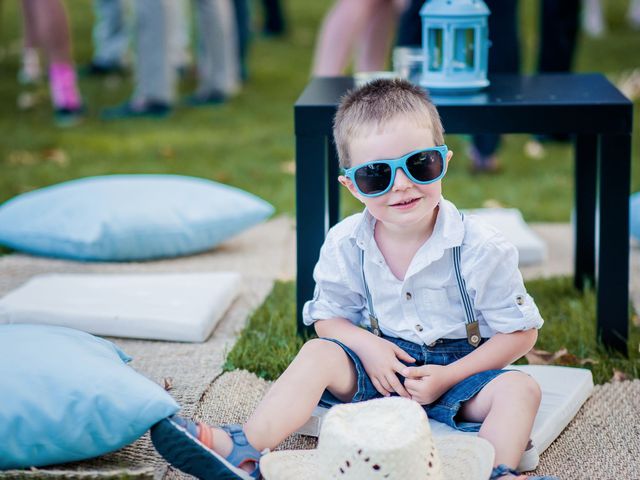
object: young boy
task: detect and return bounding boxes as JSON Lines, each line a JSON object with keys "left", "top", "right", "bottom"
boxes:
{"left": 150, "top": 79, "right": 557, "bottom": 480}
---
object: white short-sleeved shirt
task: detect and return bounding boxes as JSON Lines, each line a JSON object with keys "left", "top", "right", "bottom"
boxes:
{"left": 302, "top": 197, "right": 544, "bottom": 345}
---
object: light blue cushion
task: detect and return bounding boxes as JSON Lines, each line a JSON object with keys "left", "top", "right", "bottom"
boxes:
{"left": 0, "top": 175, "right": 274, "bottom": 261}
{"left": 631, "top": 192, "right": 640, "bottom": 241}
{"left": 0, "top": 324, "right": 179, "bottom": 469}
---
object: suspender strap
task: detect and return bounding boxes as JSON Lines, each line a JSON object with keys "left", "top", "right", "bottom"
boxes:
{"left": 359, "top": 248, "right": 382, "bottom": 336}
{"left": 452, "top": 245, "right": 480, "bottom": 347}
{"left": 359, "top": 210, "right": 479, "bottom": 347}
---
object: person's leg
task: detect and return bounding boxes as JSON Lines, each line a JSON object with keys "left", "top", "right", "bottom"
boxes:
{"left": 192, "top": 0, "right": 241, "bottom": 101}
{"left": 207, "top": 338, "right": 358, "bottom": 455}
{"left": 19, "top": 0, "right": 41, "bottom": 84}
{"left": 166, "top": 0, "right": 191, "bottom": 73}
{"left": 102, "top": 0, "right": 173, "bottom": 118}
{"left": 629, "top": 0, "right": 640, "bottom": 28}
{"left": 538, "top": 0, "right": 580, "bottom": 74}
{"left": 470, "top": 0, "right": 520, "bottom": 171}
{"left": 458, "top": 371, "right": 541, "bottom": 476}
{"left": 395, "top": 0, "right": 423, "bottom": 47}
{"left": 311, "top": 0, "right": 381, "bottom": 76}
{"left": 152, "top": 338, "right": 358, "bottom": 477}
{"left": 232, "top": 0, "right": 251, "bottom": 81}
{"left": 133, "top": 0, "right": 168, "bottom": 102}
{"left": 21, "top": 0, "right": 83, "bottom": 119}
{"left": 582, "top": 0, "right": 606, "bottom": 38}
{"left": 91, "top": 0, "right": 128, "bottom": 70}
{"left": 355, "top": 0, "right": 400, "bottom": 73}
{"left": 132, "top": 0, "right": 174, "bottom": 105}
{"left": 262, "top": 0, "right": 286, "bottom": 35}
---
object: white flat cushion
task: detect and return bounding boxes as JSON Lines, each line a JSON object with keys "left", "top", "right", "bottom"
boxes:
{"left": 463, "top": 208, "right": 547, "bottom": 265}
{"left": 299, "top": 365, "right": 593, "bottom": 471}
{"left": 0, "top": 272, "right": 241, "bottom": 342}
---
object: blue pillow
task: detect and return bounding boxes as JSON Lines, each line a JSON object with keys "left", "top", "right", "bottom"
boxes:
{"left": 0, "top": 324, "right": 179, "bottom": 469}
{"left": 631, "top": 192, "right": 640, "bottom": 241}
{"left": 0, "top": 175, "right": 274, "bottom": 261}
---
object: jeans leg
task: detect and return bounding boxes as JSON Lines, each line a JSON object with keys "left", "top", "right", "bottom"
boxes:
{"left": 194, "top": 0, "right": 240, "bottom": 97}
{"left": 133, "top": 0, "right": 174, "bottom": 103}
{"left": 92, "top": 0, "right": 129, "bottom": 66}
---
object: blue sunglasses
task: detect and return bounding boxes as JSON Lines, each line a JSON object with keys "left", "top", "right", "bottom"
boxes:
{"left": 342, "top": 145, "right": 448, "bottom": 197}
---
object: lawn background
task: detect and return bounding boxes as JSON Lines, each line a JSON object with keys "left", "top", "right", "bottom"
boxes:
{"left": 1, "top": 1, "right": 639, "bottom": 382}
{"left": 1, "top": 0, "right": 639, "bottom": 221}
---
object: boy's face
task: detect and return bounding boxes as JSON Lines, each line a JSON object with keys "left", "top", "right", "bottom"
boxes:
{"left": 338, "top": 118, "right": 452, "bottom": 231}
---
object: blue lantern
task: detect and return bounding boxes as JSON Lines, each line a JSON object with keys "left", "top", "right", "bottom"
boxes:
{"left": 420, "top": 0, "right": 490, "bottom": 93}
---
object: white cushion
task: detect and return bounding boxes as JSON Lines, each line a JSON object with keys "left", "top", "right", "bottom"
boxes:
{"left": 298, "top": 365, "right": 594, "bottom": 471}
{"left": 463, "top": 208, "right": 547, "bottom": 265}
{"left": 0, "top": 272, "right": 241, "bottom": 342}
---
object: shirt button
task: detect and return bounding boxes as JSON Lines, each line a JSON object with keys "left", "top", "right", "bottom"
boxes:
{"left": 515, "top": 295, "right": 525, "bottom": 306}
{"left": 415, "top": 324, "right": 424, "bottom": 332}
{"left": 405, "top": 292, "right": 412, "bottom": 300}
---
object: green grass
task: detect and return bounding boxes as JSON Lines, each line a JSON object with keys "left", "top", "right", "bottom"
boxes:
{"left": 225, "top": 279, "right": 640, "bottom": 385}
{"left": 0, "top": 1, "right": 639, "bottom": 221}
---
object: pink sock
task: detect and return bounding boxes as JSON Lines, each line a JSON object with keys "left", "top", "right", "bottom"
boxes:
{"left": 49, "top": 62, "right": 82, "bottom": 110}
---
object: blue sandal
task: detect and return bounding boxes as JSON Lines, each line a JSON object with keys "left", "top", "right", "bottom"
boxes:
{"left": 491, "top": 464, "right": 560, "bottom": 479}
{"left": 150, "top": 415, "right": 264, "bottom": 480}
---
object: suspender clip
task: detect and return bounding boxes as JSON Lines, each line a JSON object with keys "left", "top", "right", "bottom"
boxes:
{"left": 369, "top": 314, "right": 382, "bottom": 337}
{"left": 466, "top": 322, "right": 481, "bottom": 347}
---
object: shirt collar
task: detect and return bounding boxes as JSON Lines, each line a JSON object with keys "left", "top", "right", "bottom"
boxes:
{"left": 350, "top": 208, "right": 376, "bottom": 250}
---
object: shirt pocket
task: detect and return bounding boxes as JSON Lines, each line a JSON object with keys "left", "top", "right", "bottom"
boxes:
{"left": 420, "top": 287, "right": 449, "bottom": 309}
{"left": 420, "top": 285, "right": 466, "bottom": 329}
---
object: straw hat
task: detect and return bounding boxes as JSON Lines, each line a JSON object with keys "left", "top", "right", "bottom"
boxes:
{"left": 260, "top": 397, "right": 494, "bottom": 480}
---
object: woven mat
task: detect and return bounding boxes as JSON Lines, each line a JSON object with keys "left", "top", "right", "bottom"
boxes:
{"left": 182, "top": 370, "right": 640, "bottom": 480}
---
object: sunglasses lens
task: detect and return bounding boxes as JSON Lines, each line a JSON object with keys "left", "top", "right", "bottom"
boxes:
{"left": 406, "top": 150, "right": 444, "bottom": 182}
{"left": 354, "top": 162, "right": 393, "bottom": 195}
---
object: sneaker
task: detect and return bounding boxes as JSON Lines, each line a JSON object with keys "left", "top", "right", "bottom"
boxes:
{"left": 54, "top": 105, "right": 85, "bottom": 128}
{"left": 101, "top": 99, "right": 171, "bottom": 120}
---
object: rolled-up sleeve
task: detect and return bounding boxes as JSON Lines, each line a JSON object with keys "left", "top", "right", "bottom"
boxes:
{"left": 302, "top": 234, "right": 365, "bottom": 326}
{"left": 465, "top": 234, "right": 544, "bottom": 333}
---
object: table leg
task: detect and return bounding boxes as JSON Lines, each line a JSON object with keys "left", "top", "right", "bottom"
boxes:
{"left": 597, "top": 133, "right": 630, "bottom": 355}
{"left": 574, "top": 135, "right": 597, "bottom": 290}
{"left": 296, "top": 135, "right": 330, "bottom": 335}
{"left": 328, "top": 140, "right": 340, "bottom": 227}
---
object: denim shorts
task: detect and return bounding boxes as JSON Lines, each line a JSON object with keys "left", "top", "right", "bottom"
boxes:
{"left": 318, "top": 334, "right": 511, "bottom": 432}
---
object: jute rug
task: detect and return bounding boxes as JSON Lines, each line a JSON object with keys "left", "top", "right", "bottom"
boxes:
{"left": 5, "top": 370, "right": 639, "bottom": 479}
{"left": 189, "top": 370, "right": 640, "bottom": 480}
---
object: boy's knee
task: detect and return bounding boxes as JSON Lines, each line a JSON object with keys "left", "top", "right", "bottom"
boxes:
{"left": 494, "top": 371, "right": 542, "bottom": 406}
{"left": 299, "top": 338, "right": 347, "bottom": 365}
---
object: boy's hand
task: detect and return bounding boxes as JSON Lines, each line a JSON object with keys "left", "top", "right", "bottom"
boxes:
{"left": 402, "top": 365, "right": 453, "bottom": 405}
{"left": 355, "top": 335, "right": 415, "bottom": 398}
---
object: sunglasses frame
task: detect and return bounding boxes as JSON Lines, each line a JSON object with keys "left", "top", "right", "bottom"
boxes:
{"left": 342, "top": 145, "right": 449, "bottom": 198}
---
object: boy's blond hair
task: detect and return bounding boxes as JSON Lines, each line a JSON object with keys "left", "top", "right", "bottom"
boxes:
{"left": 333, "top": 79, "right": 445, "bottom": 169}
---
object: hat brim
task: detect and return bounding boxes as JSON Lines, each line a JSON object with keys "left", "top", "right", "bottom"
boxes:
{"left": 260, "top": 435, "right": 495, "bottom": 480}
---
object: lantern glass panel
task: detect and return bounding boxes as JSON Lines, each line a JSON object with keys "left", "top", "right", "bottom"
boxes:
{"left": 452, "top": 28, "right": 475, "bottom": 71}
{"left": 427, "top": 28, "right": 443, "bottom": 72}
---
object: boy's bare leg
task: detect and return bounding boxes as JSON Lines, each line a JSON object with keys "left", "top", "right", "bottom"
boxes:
{"left": 457, "top": 371, "right": 541, "bottom": 476}
{"left": 209, "top": 339, "right": 357, "bottom": 457}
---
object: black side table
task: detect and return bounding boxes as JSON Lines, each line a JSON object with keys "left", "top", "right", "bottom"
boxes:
{"left": 294, "top": 73, "right": 633, "bottom": 354}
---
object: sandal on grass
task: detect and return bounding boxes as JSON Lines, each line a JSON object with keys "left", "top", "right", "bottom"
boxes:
{"left": 150, "top": 415, "right": 264, "bottom": 480}
{"left": 491, "top": 464, "right": 560, "bottom": 480}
